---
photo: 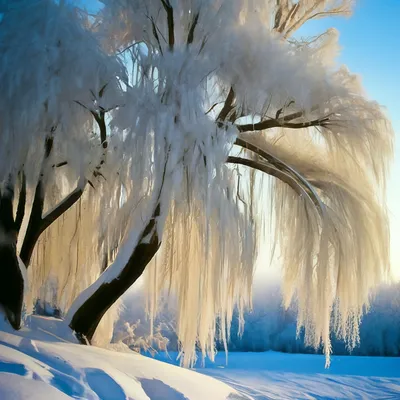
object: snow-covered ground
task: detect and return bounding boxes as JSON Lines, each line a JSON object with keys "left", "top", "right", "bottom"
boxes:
{"left": 1, "top": 315, "right": 400, "bottom": 399}
{"left": 154, "top": 351, "right": 400, "bottom": 399}
{"left": 0, "top": 315, "right": 243, "bottom": 400}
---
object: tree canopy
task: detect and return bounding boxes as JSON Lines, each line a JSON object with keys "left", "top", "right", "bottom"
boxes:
{"left": 0, "top": 0, "right": 393, "bottom": 368}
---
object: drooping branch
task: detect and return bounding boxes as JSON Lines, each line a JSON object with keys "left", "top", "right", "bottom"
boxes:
{"left": 227, "top": 156, "right": 314, "bottom": 205}
{"left": 234, "top": 137, "right": 325, "bottom": 215}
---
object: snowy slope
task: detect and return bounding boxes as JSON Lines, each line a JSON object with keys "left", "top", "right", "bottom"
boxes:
{"left": 0, "top": 315, "right": 244, "bottom": 400}
{"left": 2, "top": 315, "right": 400, "bottom": 400}
{"left": 154, "top": 351, "right": 400, "bottom": 400}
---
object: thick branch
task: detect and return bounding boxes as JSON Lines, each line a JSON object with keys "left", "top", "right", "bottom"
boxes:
{"left": 69, "top": 152, "right": 170, "bottom": 343}
{"left": 20, "top": 136, "right": 54, "bottom": 265}
{"left": 41, "top": 185, "right": 84, "bottom": 235}
{"left": 19, "top": 181, "right": 45, "bottom": 266}
{"left": 69, "top": 202, "right": 161, "bottom": 343}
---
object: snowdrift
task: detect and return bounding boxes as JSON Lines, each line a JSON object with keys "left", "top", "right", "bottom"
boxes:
{"left": 0, "top": 315, "right": 243, "bottom": 400}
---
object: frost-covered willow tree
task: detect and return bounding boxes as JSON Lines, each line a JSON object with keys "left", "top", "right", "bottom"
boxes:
{"left": 0, "top": 0, "right": 393, "bottom": 367}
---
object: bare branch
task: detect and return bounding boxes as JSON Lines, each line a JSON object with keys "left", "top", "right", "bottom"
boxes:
{"left": 217, "top": 87, "right": 235, "bottom": 124}
{"left": 275, "top": 2, "right": 300, "bottom": 34}
{"left": 15, "top": 171, "right": 26, "bottom": 233}
{"left": 227, "top": 156, "right": 308, "bottom": 199}
{"left": 187, "top": 12, "right": 200, "bottom": 46}
{"left": 53, "top": 161, "right": 68, "bottom": 168}
{"left": 91, "top": 110, "right": 107, "bottom": 148}
{"left": 273, "top": 3, "right": 284, "bottom": 31}
{"left": 160, "top": 0, "right": 175, "bottom": 50}
{"left": 236, "top": 115, "right": 331, "bottom": 132}
{"left": 205, "top": 102, "right": 222, "bottom": 115}
{"left": 41, "top": 185, "right": 84, "bottom": 234}
{"left": 150, "top": 16, "right": 164, "bottom": 55}
{"left": 275, "top": 100, "right": 295, "bottom": 119}
{"left": 284, "top": 1, "right": 352, "bottom": 38}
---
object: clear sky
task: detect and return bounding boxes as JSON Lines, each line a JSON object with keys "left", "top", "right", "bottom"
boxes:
{"left": 296, "top": 0, "right": 400, "bottom": 278}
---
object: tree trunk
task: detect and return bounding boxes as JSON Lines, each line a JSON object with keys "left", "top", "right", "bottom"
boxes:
{"left": 0, "top": 190, "right": 24, "bottom": 330}
{"left": 69, "top": 204, "right": 161, "bottom": 343}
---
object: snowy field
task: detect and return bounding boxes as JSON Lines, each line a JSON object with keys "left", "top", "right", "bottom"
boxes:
{"left": 1, "top": 315, "right": 400, "bottom": 399}
{"left": 154, "top": 351, "right": 400, "bottom": 399}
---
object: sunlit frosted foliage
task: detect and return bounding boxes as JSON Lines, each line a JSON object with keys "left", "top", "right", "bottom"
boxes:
{"left": 0, "top": 0, "right": 124, "bottom": 186}
{"left": 145, "top": 167, "right": 256, "bottom": 366}
{"left": 10, "top": 0, "right": 392, "bottom": 369}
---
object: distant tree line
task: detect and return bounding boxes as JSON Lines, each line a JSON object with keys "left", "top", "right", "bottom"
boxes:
{"left": 110, "top": 282, "right": 400, "bottom": 358}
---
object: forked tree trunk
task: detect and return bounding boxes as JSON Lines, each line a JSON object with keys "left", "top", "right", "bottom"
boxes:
{"left": 69, "top": 204, "right": 161, "bottom": 343}
{"left": 0, "top": 190, "right": 24, "bottom": 329}
{"left": 0, "top": 165, "right": 83, "bottom": 329}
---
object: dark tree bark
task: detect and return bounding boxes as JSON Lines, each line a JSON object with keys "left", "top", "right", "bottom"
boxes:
{"left": 69, "top": 204, "right": 161, "bottom": 343}
{"left": 19, "top": 179, "right": 46, "bottom": 266}
{"left": 20, "top": 135, "right": 53, "bottom": 266}
{"left": 0, "top": 186, "right": 24, "bottom": 330}
{"left": 19, "top": 181, "right": 83, "bottom": 267}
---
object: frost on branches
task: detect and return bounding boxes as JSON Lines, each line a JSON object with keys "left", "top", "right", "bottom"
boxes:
{"left": 0, "top": 0, "right": 393, "bottom": 369}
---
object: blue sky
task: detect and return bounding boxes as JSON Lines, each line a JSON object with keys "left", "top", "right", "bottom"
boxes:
{"left": 297, "top": 0, "right": 400, "bottom": 277}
